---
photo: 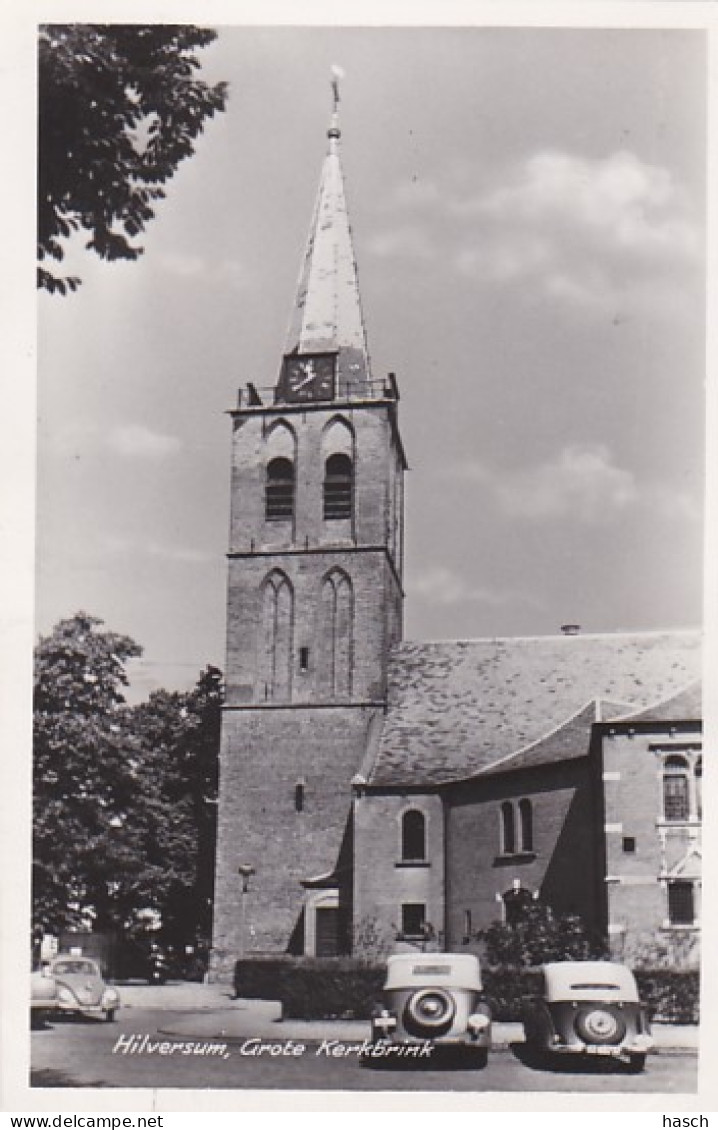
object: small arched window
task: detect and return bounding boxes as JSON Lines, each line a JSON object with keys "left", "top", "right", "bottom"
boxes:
{"left": 323, "top": 453, "right": 353, "bottom": 520}
{"left": 663, "top": 756, "right": 690, "bottom": 822}
{"left": 500, "top": 802, "right": 515, "bottom": 855}
{"left": 266, "top": 457, "right": 294, "bottom": 521}
{"left": 401, "top": 809, "right": 426, "bottom": 862}
{"left": 519, "top": 799, "right": 533, "bottom": 853}
{"left": 695, "top": 758, "right": 702, "bottom": 820}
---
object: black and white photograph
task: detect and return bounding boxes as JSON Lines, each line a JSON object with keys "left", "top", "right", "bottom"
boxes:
{"left": 3, "top": 5, "right": 715, "bottom": 1114}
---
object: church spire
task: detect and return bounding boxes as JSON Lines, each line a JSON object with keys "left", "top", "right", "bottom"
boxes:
{"left": 281, "top": 67, "right": 372, "bottom": 397}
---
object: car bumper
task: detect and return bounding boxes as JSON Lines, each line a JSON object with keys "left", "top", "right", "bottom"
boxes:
{"left": 550, "top": 1037, "right": 654, "bottom": 1057}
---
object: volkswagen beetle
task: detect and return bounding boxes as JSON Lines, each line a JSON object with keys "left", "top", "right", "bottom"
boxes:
{"left": 522, "top": 961, "right": 653, "bottom": 1071}
{"left": 48, "top": 955, "right": 120, "bottom": 1022}
{"left": 371, "top": 953, "right": 492, "bottom": 1065}
{"left": 30, "top": 964, "right": 59, "bottom": 1025}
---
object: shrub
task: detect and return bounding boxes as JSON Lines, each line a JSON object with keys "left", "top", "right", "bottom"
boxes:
{"left": 234, "top": 957, "right": 384, "bottom": 1019}
{"left": 476, "top": 902, "right": 606, "bottom": 967}
{"left": 635, "top": 969, "right": 700, "bottom": 1025}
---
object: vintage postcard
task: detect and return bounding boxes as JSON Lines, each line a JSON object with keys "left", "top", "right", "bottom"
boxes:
{"left": 3, "top": 0, "right": 717, "bottom": 1117}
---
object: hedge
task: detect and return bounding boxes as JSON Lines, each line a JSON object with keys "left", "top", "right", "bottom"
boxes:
{"left": 234, "top": 957, "right": 699, "bottom": 1024}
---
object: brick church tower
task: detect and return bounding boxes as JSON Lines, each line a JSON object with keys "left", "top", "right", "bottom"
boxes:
{"left": 210, "top": 77, "right": 406, "bottom": 976}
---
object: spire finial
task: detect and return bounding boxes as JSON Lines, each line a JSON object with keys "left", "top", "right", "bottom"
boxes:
{"left": 329, "top": 64, "right": 344, "bottom": 139}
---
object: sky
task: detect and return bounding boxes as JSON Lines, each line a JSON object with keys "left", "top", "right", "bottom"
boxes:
{"left": 36, "top": 26, "right": 707, "bottom": 702}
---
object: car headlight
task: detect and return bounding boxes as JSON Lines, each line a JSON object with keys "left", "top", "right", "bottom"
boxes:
{"left": 102, "top": 989, "right": 119, "bottom": 1005}
{"left": 58, "top": 987, "right": 74, "bottom": 1004}
{"left": 468, "top": 1013, "right": 490, "bottom": 1031}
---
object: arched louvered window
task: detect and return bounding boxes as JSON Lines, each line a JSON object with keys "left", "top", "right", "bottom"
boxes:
{"left": 323, "top": 453, "right": 353, "bottom": 520}
{"left": 500, "top": 802, "right": 515, "bottom": 855}
{"left": 258, "top": 571, "right": 293, "bottom": 702}
{"left": 519, "top": 798, "right": 533, "bottom": 853}
{"left": 663, "top": 756, "right": 690, "bottom": 822}
{"left": 401, "top": 810, "right": 426, "bottom": 862}
{"left": 266, "top": 457, "right": 294, "bottom": 521}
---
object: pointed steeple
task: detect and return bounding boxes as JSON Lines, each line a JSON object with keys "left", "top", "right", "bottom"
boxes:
{"left": 281, "top": 68, "right": 372, "bottom": 397}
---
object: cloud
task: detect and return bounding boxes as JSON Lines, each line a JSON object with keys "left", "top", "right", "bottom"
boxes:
{"left": 157, "top": 253, "right": 247, "bottom": 287}
{"left": 377, "top": 149, "right": 701, "bottom": 316}
{"left": 456, "top": 150, "right": 701, "bottom": 314}
{"left": 450, "top": 445, "right": 638, "bottom": 523}
{"left": 408, "top": 565, "right": 526, "bottom": 608}
{"left": 365, "top": 224, "right": 434, "bottom": 260}
{"left": 108, "top": 425, "right": 182, "bottom": 460}
{"left": 446, "top": 445, "right": 702, "bottom": 527}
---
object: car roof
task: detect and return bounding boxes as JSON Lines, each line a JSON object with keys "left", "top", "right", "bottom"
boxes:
{"left": 542, "top": 961, "right": 639, "bottom": 1002}
{"left": 384, "top": 953, "right": 482, "bottom": 990}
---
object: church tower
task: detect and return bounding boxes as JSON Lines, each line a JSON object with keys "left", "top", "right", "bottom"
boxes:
{"left": 211, "top": 76, "right": 406, "bottom": 974}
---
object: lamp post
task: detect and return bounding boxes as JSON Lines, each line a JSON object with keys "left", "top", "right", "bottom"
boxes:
{"left": 237, "top": 865, "right": 255, "bottom": 960}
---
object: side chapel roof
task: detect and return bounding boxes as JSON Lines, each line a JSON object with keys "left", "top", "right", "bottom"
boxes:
{"left": 367, "top": 631, "right": 702, "bottom": 788}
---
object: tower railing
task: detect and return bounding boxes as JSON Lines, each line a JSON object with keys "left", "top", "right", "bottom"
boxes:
{"left": 235, "top": 375, "right": 400, "bottom": 410}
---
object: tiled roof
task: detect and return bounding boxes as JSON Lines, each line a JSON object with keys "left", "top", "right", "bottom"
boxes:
{"left": 368, "top": 631, "right": 701, "bottom": 787}
{"left": 612, "top": 681, "right": 702, "bottom": 725}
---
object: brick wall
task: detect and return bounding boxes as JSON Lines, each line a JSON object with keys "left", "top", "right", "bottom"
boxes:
{"left": 353, "top": 791, "right": 445, "bottom": 956}
{"left": 444, "top": 760, "right": 604, "bottom": 952}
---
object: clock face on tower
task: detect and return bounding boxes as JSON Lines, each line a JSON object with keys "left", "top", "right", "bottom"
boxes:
{"left": 283, "top": 354, "right": 336, "bottom": 402}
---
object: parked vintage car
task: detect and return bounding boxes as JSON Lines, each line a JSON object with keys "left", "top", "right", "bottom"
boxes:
{"left": 371, "top": 953, "right": 492, "bottom": 1065}
{"left": 522, "top": 961, "right": 653, "bottom": 1071}
{"left": 30, "top": 964, "right": 59, "bottom": 1025}
{"left": 48, "top": 955, "right": 120, "bottom": 1022}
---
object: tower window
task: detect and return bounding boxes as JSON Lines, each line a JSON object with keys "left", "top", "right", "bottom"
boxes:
{"left": 622, "top": 836, "right": 636, "bottom": 853}
{"left": 401, "top": 809, "right": 426, "bottom": 862}
{"left": 323, "top": 453, "right": 353, "bottom": 520}
{"left": 266, "top": 457, "right": 294, "bottom": 521}
{"left": 299, "top": 646, "right": 310, "bottom": 671}
{"left": 667, "top": 881, "right": 695, "bottom": 926}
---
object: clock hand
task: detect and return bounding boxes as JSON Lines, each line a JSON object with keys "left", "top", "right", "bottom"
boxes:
{"left": 293, "top": 372, "right": 316, "bottom": 391}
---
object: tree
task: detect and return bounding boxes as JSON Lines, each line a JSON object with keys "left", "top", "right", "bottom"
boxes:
{"left": 130, "top": 666, "right": 222, "bottom": 956}
{"left": 33, "top": 612, "right": 143, "bottom": 933}
{"left": 38, "top": 24, "right": 227, "bottom": 293}
{"left": 477, "top": 901, "right": 606, "bottom": 967}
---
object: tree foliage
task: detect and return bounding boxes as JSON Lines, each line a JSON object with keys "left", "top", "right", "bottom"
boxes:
{"left": 38, "top": 24, "right": 227, "bottom": 293}
{"left": 33, "top": 612, "right": 222, "bottom": 956}
{"left": 477, "top": 901, "right": 606, "bottom": 967}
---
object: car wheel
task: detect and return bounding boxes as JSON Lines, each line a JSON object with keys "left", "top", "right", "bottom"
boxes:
{"left": 403, "top": 988, "right": 456, "bottom": 1038}
{"left": 105, "top": 1009, "right": 116, "bottom": 1023}
{"left": 626, "top": 1053, "right": 646, "bottom": 1073}
{"left": 574, "top": 1007, "right": 626, "bottom": 1045}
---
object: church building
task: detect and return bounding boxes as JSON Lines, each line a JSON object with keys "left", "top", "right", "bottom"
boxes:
{"left": 209, "top": 84, "right": 702, "bottom": 979}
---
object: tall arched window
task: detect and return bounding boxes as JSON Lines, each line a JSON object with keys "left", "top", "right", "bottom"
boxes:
{"left": 401, "top": 810, "right": 426, "bottom": 862}
{"left": 265, "top": 457, "right": 294, "bottom": 521}
{"left": 258, "top": 571, "right": 293, "bottom": 701}
{"left": 318, "top": 570, "right": 353, "bottom": 698}
{"left": 695, "top": 758, "right": 702, "bottom": 820}
{"left": 500, "top": 802, "right": 515, "bottom": 855}
{"left": 519, "top": 799, "right": 533, "bottom": 852}
{"left": 663, "top": 756, "right": 690, "bottom": 822}
{"left": 323, "top": 453, "right": 353, "bottom": 520}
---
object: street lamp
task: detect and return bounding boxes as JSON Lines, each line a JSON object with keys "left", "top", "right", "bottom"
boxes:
{"left": 237, "top": 865, "right": 255, "bottom": 960}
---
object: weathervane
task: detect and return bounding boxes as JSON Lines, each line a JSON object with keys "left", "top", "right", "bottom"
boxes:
{"left": 329, "top": 64, "right": 345, "bottom": 138}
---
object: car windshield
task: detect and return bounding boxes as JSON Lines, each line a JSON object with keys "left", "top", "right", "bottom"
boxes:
{"left": 53, "top": 960, "right": 97, "bottom": 976}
